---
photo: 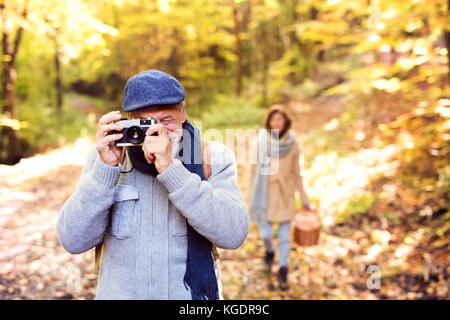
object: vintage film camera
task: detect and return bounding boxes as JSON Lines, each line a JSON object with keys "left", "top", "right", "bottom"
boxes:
{"left": 110, "top": 117, "right": 158, "bottom": 147}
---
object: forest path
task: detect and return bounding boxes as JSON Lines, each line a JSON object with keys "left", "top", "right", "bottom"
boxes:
{"left": 1, "top": 96, "right": 447, "bottom": 299}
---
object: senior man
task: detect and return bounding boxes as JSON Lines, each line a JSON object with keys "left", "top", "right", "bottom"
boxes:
{"left": 57, "top": 70, "right": 249, "bottom": 300}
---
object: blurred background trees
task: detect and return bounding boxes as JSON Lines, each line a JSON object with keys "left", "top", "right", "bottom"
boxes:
{"left": 0, "top": 0, "right": 449, "bottom": 300}
{"left": 0, "top": 0, "right": 448, "bottom": 164}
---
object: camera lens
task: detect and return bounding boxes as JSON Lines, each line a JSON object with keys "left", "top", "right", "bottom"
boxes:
{"left": 126, "top": 126, "right": 145, "bottom": 145}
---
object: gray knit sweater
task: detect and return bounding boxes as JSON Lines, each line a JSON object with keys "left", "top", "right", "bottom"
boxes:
{"left": 56, "top": 141, "right": 249, "bottom": 299}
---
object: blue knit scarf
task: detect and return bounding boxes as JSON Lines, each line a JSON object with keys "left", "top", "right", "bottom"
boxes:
{"left": 127, "top": 119, "right": 219, "bottom": 300}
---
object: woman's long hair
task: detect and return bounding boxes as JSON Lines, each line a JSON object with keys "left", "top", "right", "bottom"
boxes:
{"left": 264, "top": 104, "right": 292, "bottom": 139}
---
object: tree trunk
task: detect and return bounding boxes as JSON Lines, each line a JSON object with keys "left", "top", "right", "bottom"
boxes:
{"left": 241, "top": 1, "right": 251, "bottom": 80}
{"left": 261, "top": 21, "right": 269, "bottom": 108}
{"left": 288, "top": 0, "right": 299, "bottom": 84}
{"left": 232, "top": 1, "right": 243, "bottom": 96}
{"left": 0, "top": 0, "right": 25, "bottom": 164}
{"left": 163, "top": 28, "right": 180, "bottom": 79}
{"left": 445, "top": 0, "right": 450, "bottom": 84}
{"left": 54, "top": 34, "right": 63, "bottom": 115}
{"left": 248, "top": 0, "right": 256, "bottom": 88}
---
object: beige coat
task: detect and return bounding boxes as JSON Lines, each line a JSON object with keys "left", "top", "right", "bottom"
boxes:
{"left": 266, "top": 132, "right": 309, "bottom": 223}
{"left": 249, "top": 130, "right": 310, "bottom": 224}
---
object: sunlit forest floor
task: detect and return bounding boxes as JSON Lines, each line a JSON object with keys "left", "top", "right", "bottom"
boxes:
{"left": 0, "top": 97, "right": 448, "bottom": 299}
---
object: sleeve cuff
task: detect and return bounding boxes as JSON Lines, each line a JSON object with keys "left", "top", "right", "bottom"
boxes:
{"left": 157, "top": 159, "right": 193, "bottom": 193}
{"left": 90, "top": 157, "right": 121, "bottom": 188}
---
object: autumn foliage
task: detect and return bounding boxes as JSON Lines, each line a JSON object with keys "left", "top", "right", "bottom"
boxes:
{"left": 0, "top": 0, "right": 449, "bottom": 299}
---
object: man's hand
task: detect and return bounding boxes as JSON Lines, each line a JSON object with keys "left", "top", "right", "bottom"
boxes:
{"left": 142, "top": 123, "right": 173, "bottom": 173}
{"left": 95, "top": 111, "right": 124, "bottom": 166}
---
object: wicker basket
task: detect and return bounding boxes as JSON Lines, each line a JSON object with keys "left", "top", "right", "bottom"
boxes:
{"left": 293, "top": 209, "right": 320, "bottom": 246}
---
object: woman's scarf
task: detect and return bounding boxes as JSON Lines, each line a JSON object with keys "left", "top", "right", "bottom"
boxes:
{"left": 249, "top": 129, "right": 296, "bottom": 227}
{"left": 127, "top": 119, "right": 219, "bottom": 300}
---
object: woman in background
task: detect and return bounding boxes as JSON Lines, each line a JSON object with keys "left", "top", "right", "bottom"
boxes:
{"left": 249, "top": 104, "right": 310, "bottom": 290}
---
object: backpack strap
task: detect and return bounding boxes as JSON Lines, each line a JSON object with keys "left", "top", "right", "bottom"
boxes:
{"left": 201, "top": 140, "right": 221, "bottom": 261}
{"left": 201, "top": 139, "right": 212, "bottom": 179}
{"left": 94, "top": 243, "right": 102, "bottom": 274}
